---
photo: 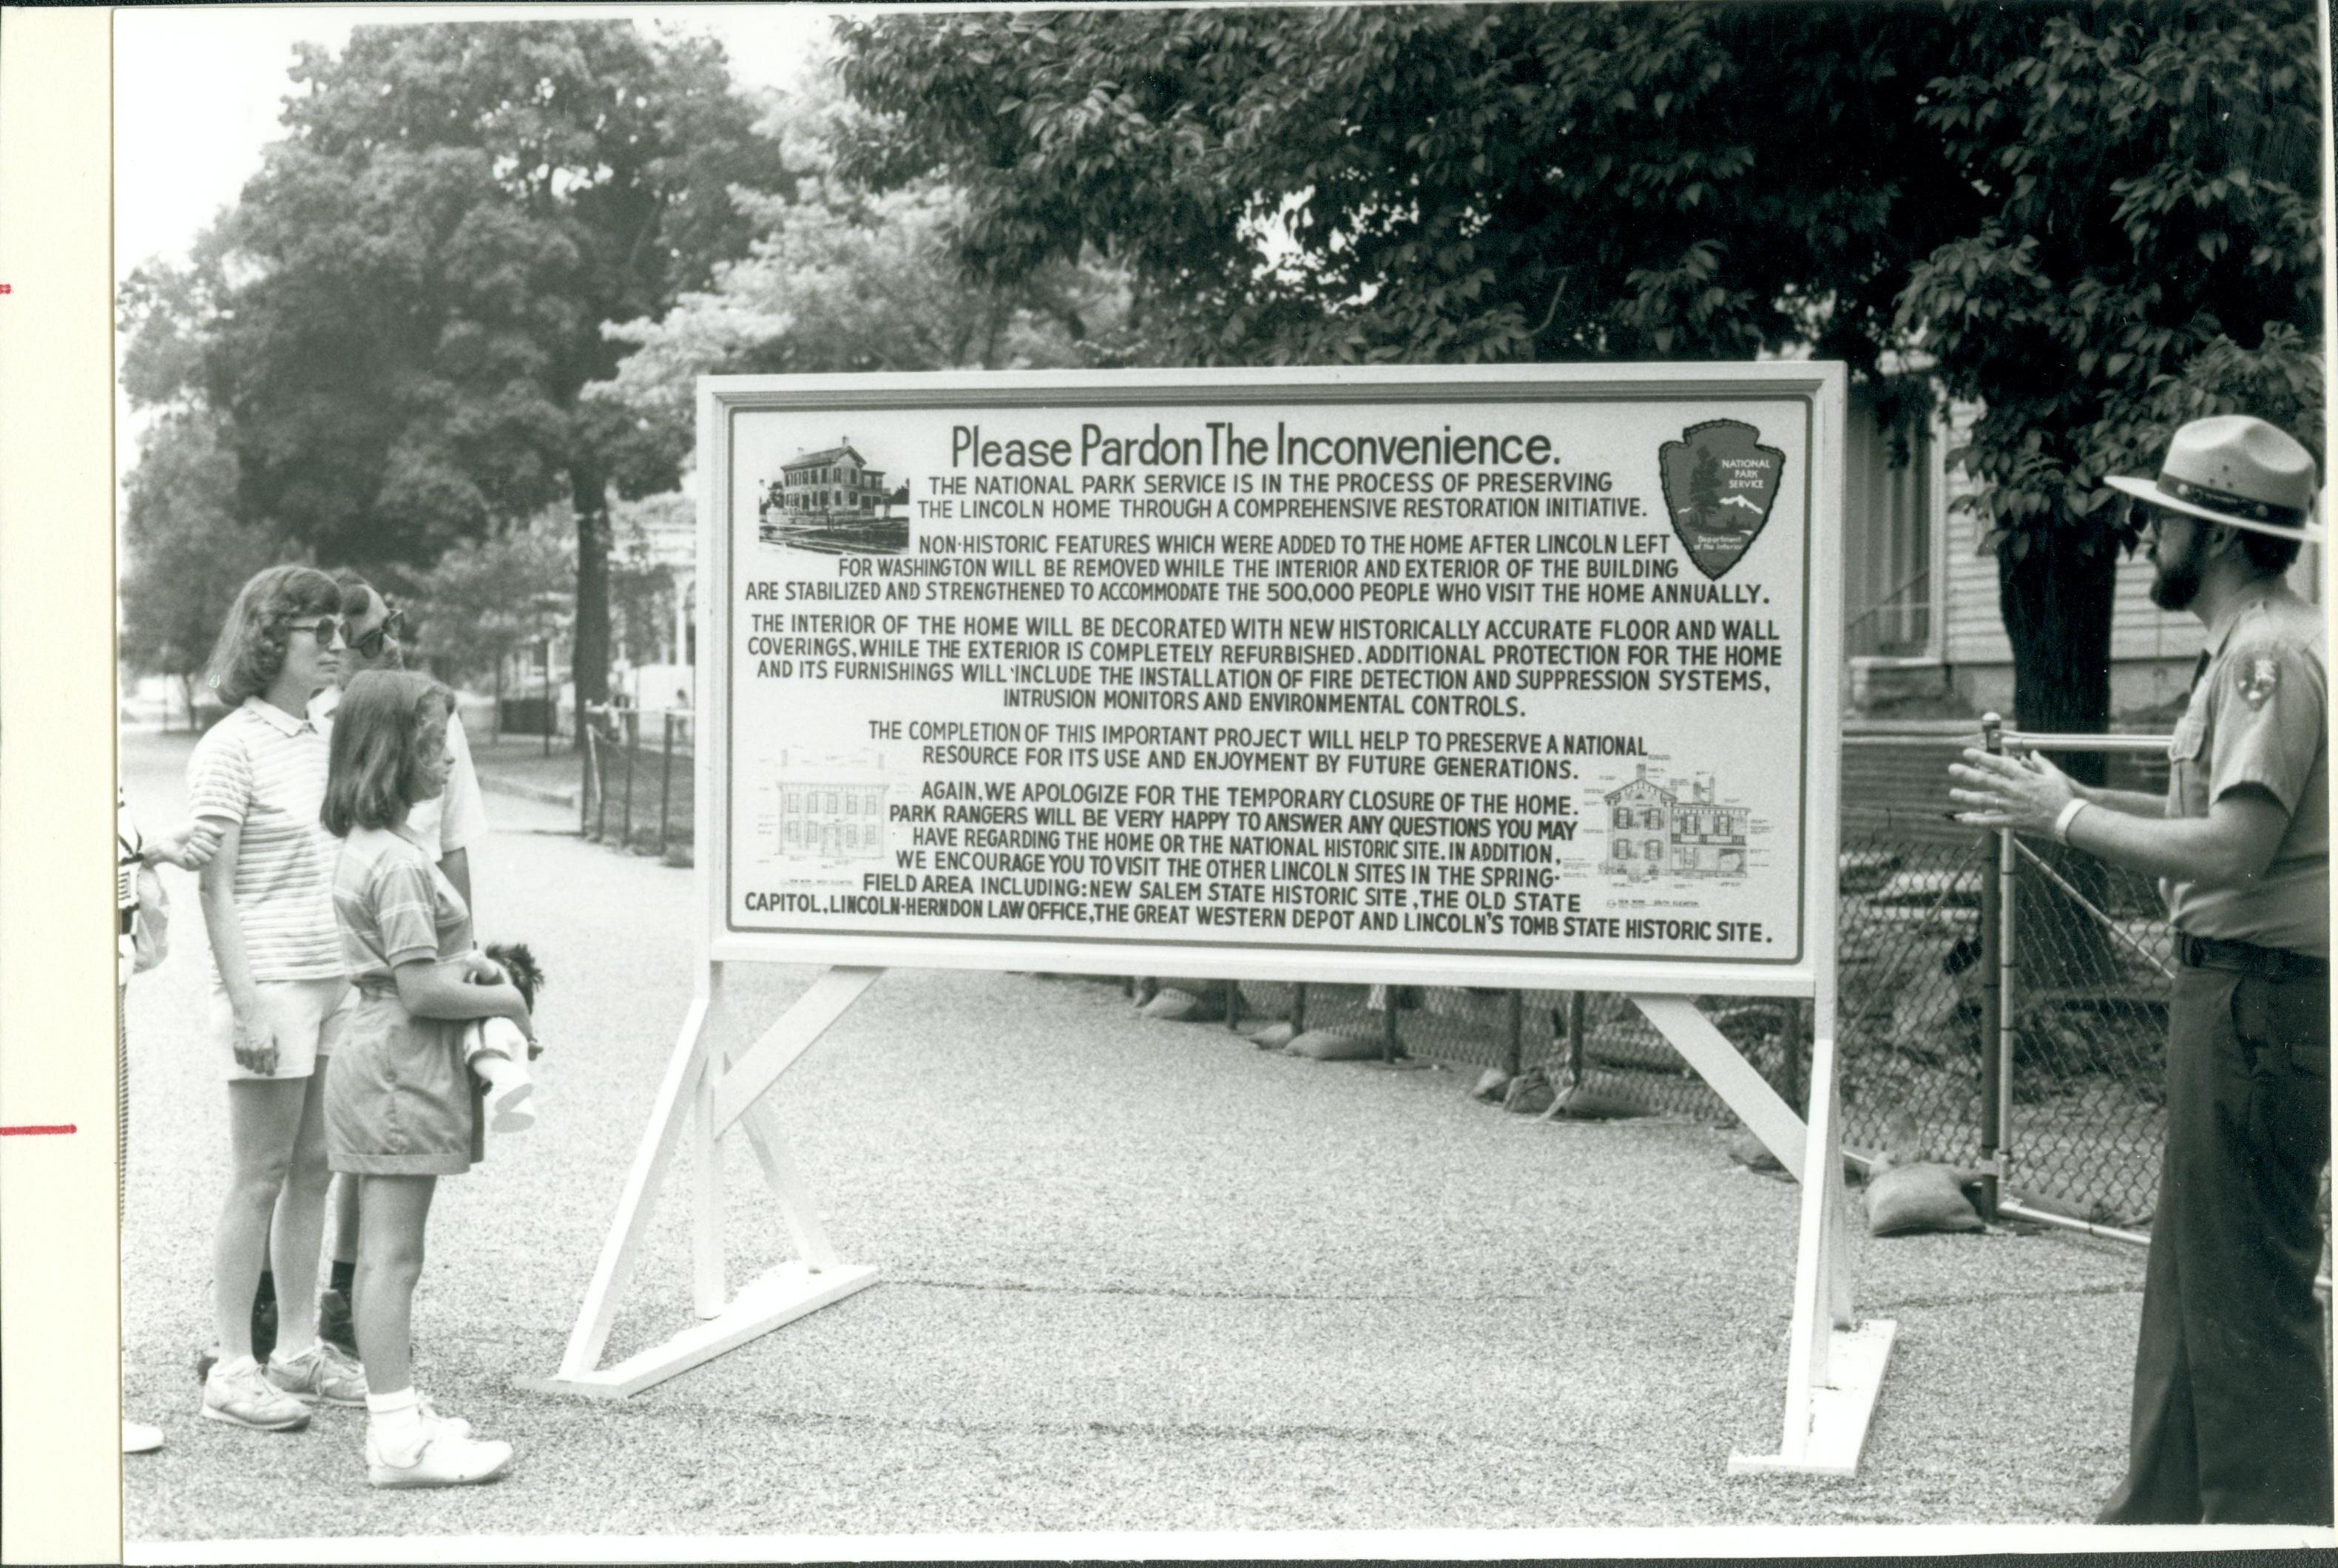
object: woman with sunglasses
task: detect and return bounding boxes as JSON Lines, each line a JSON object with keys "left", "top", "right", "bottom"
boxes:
{"left": 186, "top": 565, "right": 371, "bottom": 1431}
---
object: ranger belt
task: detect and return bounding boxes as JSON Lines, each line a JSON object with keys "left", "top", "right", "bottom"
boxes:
{"left": 2172, "top": 931, "right": 2329, "bottom": 982}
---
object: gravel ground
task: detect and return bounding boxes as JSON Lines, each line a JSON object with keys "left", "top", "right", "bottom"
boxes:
{"left": 118, "top": 726, "right": 2155, "bottom": 1547}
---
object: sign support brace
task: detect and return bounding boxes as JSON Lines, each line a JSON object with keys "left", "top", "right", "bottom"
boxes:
{"left": 1625, "top": 993, "right": 1896, "bottom": 1476}
{"left": 516, "top": 963, "right": 883, "bottom": 1401}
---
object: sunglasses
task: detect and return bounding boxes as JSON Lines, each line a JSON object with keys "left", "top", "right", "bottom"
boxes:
{"left": 351, "top": 607, "right": 406, "bottom": 659}
{"left": 287, "top": 618, "right": 346, "bottom": 647}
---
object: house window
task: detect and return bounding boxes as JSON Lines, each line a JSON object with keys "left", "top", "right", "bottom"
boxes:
{"left": 1644, "top": 838, "right": 1663, "bottom": 862}
{"left": 1843, "top": 385, "right": 1937, "bottom": 660}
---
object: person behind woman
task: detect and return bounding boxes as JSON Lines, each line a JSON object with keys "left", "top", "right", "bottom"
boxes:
{"left": 189, "top": 564, "right": 368, "bottom": 1430}
{"left": 119, "top": 790, "right": 222, "bottom": 1452}
{"left": 322, "top": 670, "right": 530, "bottom": 1487}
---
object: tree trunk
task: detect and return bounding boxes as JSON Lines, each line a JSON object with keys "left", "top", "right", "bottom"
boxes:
{"left": 1996, "top": 527, "right": 2122, "bottom": 998}
{"left": 571, "top": 456, "right": 612, "bottom": 750}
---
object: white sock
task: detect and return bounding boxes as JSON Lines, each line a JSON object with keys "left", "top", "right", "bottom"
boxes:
{"left": 212, "top": 1354, "right": 257, "bottom": 1379}
{"left": 271, "top": 1333, "right": 316, "bottom": 1364}
{"left": 368, "top": 1386, "right": 424, "bottom": 1459}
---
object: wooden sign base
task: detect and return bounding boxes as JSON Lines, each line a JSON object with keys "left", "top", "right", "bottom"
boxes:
{"left": 523, "top": 970, "right": 1894, "bottom": 1476}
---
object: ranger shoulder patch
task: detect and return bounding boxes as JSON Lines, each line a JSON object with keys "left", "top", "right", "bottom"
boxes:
{"left": 2234, "top": 655, "right": 2281, "bottom": 709}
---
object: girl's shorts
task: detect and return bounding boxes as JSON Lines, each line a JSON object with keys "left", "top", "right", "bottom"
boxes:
{"left": 325, "top": 989, "right": 481, "bottom": 1177}
{"left": 208, "top": 977, "right": 351, "bottom": 1082}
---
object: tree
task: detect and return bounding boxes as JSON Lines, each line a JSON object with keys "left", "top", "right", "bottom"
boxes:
{"left": 195, "top": 21, "right": 788, "bottom": 730}
{"left": 1896, "top": 0, "right": 2323, "bottom": 761}
{"left": 837, "top": 6, "right": 1976, "bottom": 371}
{"left": 406, "top": 516, "right": 572, "bottom": 690}
{"left": 1687, "top": 447, "right": 1723, "bottom": 516}
{"left": 117, "top": 410, "right": 289, "bottom": 726}
{"left": 836, "top": 1, "right": 2324, "bottom": 747}
{"left": 589, "top": 75, "right": 1122, "bottom": 472}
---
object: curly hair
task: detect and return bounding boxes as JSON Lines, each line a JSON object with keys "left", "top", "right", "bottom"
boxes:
{"left": 204, "top": 564, "right": 342, "bottom": 708}
{"left": 322, "top": 670, "right": 453, "bottom": 837}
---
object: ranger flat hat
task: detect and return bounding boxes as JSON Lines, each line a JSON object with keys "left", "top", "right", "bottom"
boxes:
{"left": 2106, "top": 413, "right": 2323, "bottom": 544}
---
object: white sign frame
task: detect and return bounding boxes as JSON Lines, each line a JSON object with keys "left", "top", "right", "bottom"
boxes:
{"left": 700, "top": 363, "right": 1843, "bottom": 1001}
{"left": 527, "top": 362, "right": 1889, "bottom": 1480}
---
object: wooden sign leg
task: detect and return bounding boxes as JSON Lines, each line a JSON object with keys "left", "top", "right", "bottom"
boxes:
{"left": 526, "top": 985, "right": 714, "bottom": 1386}
{"left": 518, "top": 965, "right": 882, "bottom": 1401}
{"left": 1726, "top": 1025, "right": 1897, "bottom": 1477}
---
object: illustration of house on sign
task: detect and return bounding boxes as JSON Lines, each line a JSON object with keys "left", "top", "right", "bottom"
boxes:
{"left": 1599, "top": 765, "right": 1749, "bottom": 882}
{"left": 770, "top": 761, "right": 892, "bottom": 867}
{"left": 764, "top": 443, "right": 896, "bottom": 526}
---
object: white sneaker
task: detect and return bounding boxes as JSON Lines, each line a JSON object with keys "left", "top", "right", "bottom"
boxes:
{"left": 416, "top": 1393, "right": 473, "bottom": 1440}
{"left": 202, "top": 1359, "right": 311, "bottom": 1431}
{"left": 268, "top": 1339, "right": 369, "bottom": 1406}
{"left": 124, "top": 1419, "right": 165, "bottom": 1454}
{"left": 366, "top": 1427, "right": 513, "bottom": 1489}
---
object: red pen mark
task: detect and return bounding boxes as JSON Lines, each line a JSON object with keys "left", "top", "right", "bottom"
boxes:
{"left": 1, "top": 1124, "right": 77, "bottom": 1136}
{"left": 0, "top": 283, "right": 13, "bottom": 294}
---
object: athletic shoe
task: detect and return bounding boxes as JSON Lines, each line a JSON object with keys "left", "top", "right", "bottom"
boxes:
{"left": 123, "top": 1420, "right": 165, "bottom": 1454}
{"left": 268, "top": 1341, "right": 369, "bottom": 1406}
{"left": 417, "top": 1393, "right": 473, "bottom": 1441}
{"left": 201, "top": 1359, "right": 311, "bottom": 1432}
{"left": 365, "top": 1427, "right": 513, "bottom": 1489}
{"left": 319, "top": 1287, "right": 358, "bottom": 1358}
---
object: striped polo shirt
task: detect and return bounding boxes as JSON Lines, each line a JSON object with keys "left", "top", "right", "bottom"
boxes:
{"left": 187, "top": 696, "right": 343, "bottom": 980}
{"left": 333, "top": 824, "right": 473, "bottom": 986}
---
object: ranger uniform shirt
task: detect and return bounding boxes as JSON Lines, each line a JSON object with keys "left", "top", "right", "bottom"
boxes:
{"left": 2163, "top": 584, "right": 2328, "bottom": 957}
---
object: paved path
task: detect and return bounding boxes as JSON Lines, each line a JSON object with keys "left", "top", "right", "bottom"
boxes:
{"left": 118, "top": 727, "right": 2149, "bottom": 1544}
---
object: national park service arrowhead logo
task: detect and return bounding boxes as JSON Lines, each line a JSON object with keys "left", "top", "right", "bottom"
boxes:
{"left": 1658, "top": 419, "right": 1785, "bottom": 581}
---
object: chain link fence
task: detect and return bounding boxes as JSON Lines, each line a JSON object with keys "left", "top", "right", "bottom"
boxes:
{"left": 1210, "top": 729, "right": 2183, "bottom": 1231}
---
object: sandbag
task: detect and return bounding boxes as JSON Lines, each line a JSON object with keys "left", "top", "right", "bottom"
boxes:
{"left": 1284, "top": 1026, "right": 1385, "bottom": 1061}
{"left": 1502, "top": 1067, "right": 1555, "bottom": 1115}
{"left": 1139, "top": 987, "right": 1204, "bottom": 1021}
{"left": 1542, "top": 1081, "right": 1649, "bottom": 1121}
{"left": 1865, "top": 1162, "right": 1984, "bottom": 1236}
{"left": 1243, "top": 1020, "right": 1297, "bottom": 1050}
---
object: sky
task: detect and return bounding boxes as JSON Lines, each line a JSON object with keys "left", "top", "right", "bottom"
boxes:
{"left": 113, "top": 4, "right": 842, "bottom": 281}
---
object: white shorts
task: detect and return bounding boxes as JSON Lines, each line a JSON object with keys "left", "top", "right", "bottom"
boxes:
{"left": 208, "top": 977, "right": 352, "bottom": 1082}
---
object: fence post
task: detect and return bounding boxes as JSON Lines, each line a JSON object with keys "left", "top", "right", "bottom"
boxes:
{"left": 658, "top": 712, "right": 675, "bottom": 856}
{"left": 1995, "top": 734, "right": 2020, "bottom": 1213}
{"left": 1291, "top": 982, "right": 1308, "bottom": 1035}
{"left": 621, "top": 709, "right": 637, "bottom": 850}
{"left": 579, "top": 718, "right": 596, "bottom": 839}
{"left": 595, "top": 710, "right": 611, "bottom": 842}
{"left": 1567, "top": 992, "right": 1589, "bottom": 1089}
{"left": 1502, "top": 990, "right": 1524, "bottom": 1078}
{"left": 1976, "top": 713, "right": 2004, "bottom": 1220}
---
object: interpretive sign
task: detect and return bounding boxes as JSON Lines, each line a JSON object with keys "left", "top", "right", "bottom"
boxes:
{"left": 542, "top": 365, "right": 1884, "bottom": 1476}
{"left": 703, "top": 364, "right": 1844, "bottom": 995}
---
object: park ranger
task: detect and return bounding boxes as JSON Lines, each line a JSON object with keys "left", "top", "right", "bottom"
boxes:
{"left": 1950, "top": 413, "right": 2327, "bottom": 1524}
